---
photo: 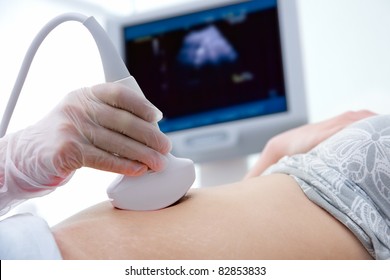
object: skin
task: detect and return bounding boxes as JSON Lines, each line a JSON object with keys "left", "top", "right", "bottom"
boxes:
{"left": 51, "top": 110, "right": 376, "bottom": 260}
{"left": 52, "top": 174, "right": 371, "bottom": 260}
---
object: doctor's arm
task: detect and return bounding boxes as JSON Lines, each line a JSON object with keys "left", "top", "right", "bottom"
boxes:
{"left": 0, "top": 83, "right": 171, "bottom": 215}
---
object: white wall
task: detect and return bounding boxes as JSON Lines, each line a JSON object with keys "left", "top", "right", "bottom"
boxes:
{"left": 297, "top": 0, "right": 390, "bottom": 121}
{"left": 1, "top": 0, "right": 390, "bottom": 225}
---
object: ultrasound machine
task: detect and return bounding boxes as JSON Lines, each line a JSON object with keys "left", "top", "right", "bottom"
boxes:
{"left": 106, "top": 0, "right": 307, "bottom": 184}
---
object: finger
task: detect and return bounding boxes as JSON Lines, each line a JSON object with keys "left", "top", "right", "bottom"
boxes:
{"left": 94, "top": 103, "right": 172, "bottom": 154}
{"left": 91, "top": 83, "right": 163, "bottom": 123}
{"left": 85, "top": 125, "right": 168, "bottom": 172}
{"left": 317, "top": 110, "right": 377, "bottom": 140}
{"left": 81, "top": 144, "right": 149, "bottom": 176}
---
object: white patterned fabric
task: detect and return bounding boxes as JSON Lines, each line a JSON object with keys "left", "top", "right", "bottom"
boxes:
{"left": 264, "top": 115, "right": 390, "bottom": 259}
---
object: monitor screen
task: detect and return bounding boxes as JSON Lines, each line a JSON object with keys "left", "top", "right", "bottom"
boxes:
{"left": 122, "top": 0, "right": 287, "bottom": 133}
{"left": 107, "top": 0, "right": 307, "bottom": 163}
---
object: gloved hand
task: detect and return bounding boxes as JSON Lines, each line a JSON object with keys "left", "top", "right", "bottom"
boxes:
{"left": 0, "top": 83, "right": 171, "bottom": 213}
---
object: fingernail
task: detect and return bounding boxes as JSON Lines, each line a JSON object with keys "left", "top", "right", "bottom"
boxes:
{"left": 133, "top": 163, "right": 148, "bottom": 175}
{"left": 153, "top": 108, "right": 163, "bottom": 122}
{"left": 151, "top": 154, "right": 169, "bottom": 172}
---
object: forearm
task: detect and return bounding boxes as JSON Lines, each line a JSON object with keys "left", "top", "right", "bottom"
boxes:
{"left": 0, "top": 134, "right": 26, "bottom": 215}
{"left": 0, "top": 133, "right": 56, "bottom": 216}
{"left": 0, "top": 136, "right": 6, "bottom": 188}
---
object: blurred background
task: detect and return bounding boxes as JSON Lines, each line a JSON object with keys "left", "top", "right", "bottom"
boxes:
{"left": 0, "top": 0, "right": 389, "bottom": 226}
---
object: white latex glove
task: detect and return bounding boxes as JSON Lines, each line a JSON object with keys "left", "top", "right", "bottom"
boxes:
{"left": 0, "top": 83, "right": 171, "bottom": 214}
